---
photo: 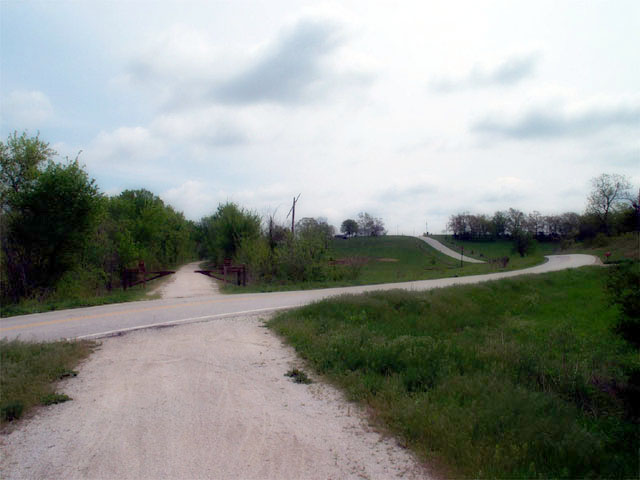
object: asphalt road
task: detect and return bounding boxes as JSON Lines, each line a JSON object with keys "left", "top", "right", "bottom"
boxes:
{"left": 0, "top": 253, "right": 598, "bottom": 342}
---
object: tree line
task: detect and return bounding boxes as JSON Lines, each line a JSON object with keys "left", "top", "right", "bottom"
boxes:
{"left": 447, "top": 173, "right": 637, "bottom": 247}
{"left": 196, "top": 203, "right": 357, "bottom": 284}
{"left": 1, "top": 132, "right": 197, "bottom": 304}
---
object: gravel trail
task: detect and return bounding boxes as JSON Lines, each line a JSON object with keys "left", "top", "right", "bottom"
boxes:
{"left": 153, "top": 261, "right": 221, "bottom": 299}
{"left": 417, "top": 236, "right": 485, "bottom": 263}
{"left": 0, "top": 317, "right": 431, "bottom": 480}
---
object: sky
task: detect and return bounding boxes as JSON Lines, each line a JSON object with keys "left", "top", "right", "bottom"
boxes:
{"left": 1, "top": 0, "right": 639, "bottom": 234}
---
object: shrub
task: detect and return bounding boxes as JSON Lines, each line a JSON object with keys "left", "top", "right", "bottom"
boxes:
{"left": 607, "top": 260, "right": 640, "bottom": 347}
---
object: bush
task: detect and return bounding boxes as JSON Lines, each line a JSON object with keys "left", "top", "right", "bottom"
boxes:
{"left": 606, "top": 260, "right": 640, "bottom": 347}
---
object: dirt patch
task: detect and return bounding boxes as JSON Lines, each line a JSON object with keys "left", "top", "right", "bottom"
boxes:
{"left": 329, "top": 256, "right": 370, "bottom": 266}
{"left": 377, "top": 257, "right": 399, "bottom": 262}
{"left": 0, "top": 316, "right": 431, "bottom": 479}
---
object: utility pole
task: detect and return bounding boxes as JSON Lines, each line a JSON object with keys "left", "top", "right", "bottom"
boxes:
{"left": 287, "top": 194, "right": 301, "bottom": 236}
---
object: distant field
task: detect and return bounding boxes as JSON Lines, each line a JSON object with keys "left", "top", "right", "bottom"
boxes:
{"left": 224, "top": 235, "right": 554, "bottom": 293}
{"left": 269, "top": 266, "right": 639, "bottom": 479}
{"left": 431, "top": 234, "right": 557, "bottom": 266}
{"left": 432, "top": 232, "right": 639, "bottom": 264}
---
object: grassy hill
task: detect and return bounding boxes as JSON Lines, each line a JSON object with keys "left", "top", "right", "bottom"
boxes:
{"left": 226, "top": 235, "right": 560, "bottom": 293}
{"left": 269, "top": 266, "right": 639, "bottom": 478}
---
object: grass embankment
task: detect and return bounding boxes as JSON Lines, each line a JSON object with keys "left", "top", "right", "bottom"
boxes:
{"left": 268, "top": 267, "right": 639, "bottom": 479}
{"left": 564, "top": 231, "right": 640, "bottom": 263}
{"left": 432, "top": 234, "right": 557, "bottom": 266}
{"left": 0, "top": 286, "right": 157, "bottom": 318}
{"left": 0, "top": 339, "right": 95, "bottom": 425}
{"left": 433, "top": 231, "right": 639, "bottom": 264}
{"left": 224, "top": 235, "right": 553, "bottom": 293}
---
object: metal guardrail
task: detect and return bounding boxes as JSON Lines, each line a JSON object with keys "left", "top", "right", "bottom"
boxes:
{"left": 122, "top": 261, "right": 175, "bottom": 290}
{"left": 195, "top": 260, "right": 247, "bottom": 286}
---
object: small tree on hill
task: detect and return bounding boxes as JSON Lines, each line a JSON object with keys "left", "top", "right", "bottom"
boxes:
{"left": 340, "top": 219, "right": 358, "bottom": 237}
{"left": 586, "top": 173, "right": 632, "bottom": 235}
{"left": 357, "top": 212, "right": 386, "bottom": 236}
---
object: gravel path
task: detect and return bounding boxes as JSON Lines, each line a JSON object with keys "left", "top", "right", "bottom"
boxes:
{"left": 0, "top": 317, "right": 431, "bottom": 480}
{"left": 152, "top": 261, "right": 221, "bottom": 299}
{"left": 417, "top": 236, "right": 485, "bottom": 263}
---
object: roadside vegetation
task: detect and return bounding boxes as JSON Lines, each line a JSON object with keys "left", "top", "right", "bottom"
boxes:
{"left": 0, "top": 287, "right": 154, "bottom": 318}
{"left": 1, "top": 132, "right": 198, "bottom": 317}
{"left": 268, "top": 265, "right": 639, "bottom": 479}
{"left": 0, "top": 338, "right": 95, "bottom": 425}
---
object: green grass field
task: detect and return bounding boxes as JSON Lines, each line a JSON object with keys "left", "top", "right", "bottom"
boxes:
{"left": 224, "top": 235, "right": 556, "bottom": 293}
{"left": 268, "top": 266, "right": 639, "bottom": 479}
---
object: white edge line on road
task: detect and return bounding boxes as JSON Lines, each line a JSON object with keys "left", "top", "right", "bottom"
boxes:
{"left": 72, "top": 305, "right": 296, "bottom": 341}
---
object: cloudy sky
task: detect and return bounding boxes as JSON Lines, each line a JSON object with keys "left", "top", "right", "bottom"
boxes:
{"left": 2, "top": 1, "right": 638, "bottom": 233}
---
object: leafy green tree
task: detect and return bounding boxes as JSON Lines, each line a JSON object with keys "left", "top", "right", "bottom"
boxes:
{"left": 199, "top": 202, "right": 261, "bottom": 262}
{"left": 340, "top": 219, "right": 358, "bottom": 237}
{"left": 3, "top": 159, "right": 101, "bottom": 299}
{"left": 0, "top": 131, "right": 55, "bottom": 210}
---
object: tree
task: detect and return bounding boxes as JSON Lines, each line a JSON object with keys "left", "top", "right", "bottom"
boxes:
{"left": 1, "top": 131, "right": 55, "bottom": 211}
{"left": 296, "top": 217, "right": 334, "bottom": 241}
{"left": 340, "top": 219, "right": 358, "bottom": 237}
{"left": 506, "top": 208, "right": 525, "bottom": 236}
{"left": 2, "top": 159, "right": 101, "bottom": 298}
{"left": 199, "top": 202, "right": 261, "bottom": 262}
{"left": 586, "top": 173, "right": 632, "bottom": 235}
{"left": 491, "top": 211, "right": 508, "bottom": 239}
{"left": 357, "top": 212, "right": 386, "bottom": 236}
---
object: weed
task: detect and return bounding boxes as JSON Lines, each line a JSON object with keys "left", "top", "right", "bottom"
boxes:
{"left": 40, "top": 393, "right": 71, "bottom": 405}
{"left": 285, "top": 368, "right": 313, "bottom": 384}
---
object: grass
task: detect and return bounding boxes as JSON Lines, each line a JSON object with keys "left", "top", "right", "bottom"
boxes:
{"left": 0, "top": 338, "right": 95, "bottom": 425}
{"left": 433, "top": 231, "right": 640, "bottom": 264}
{"left": 564, "top": 231, "right": 640, "bottom": 263}
{"left": 224, "top": 235, "right": 554, "bottom": 293}
{"left": 431, "top": 234, "right": 557, "bottom": 267}
{"left": 268, "top": 266, "right": 639, "bottom": 479}
{"left": 0, "top": 285, "right": 158, "bottom": 318}
{"left": 285, "top": 368, "right": 313, "bottom": 384}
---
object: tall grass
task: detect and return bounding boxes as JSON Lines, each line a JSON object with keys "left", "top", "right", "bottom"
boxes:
{"left": 0, "top": 284, "right": 158, "bottom": 318}
{"left": 1, "top": 339, "right": 95, "bottom": 424}
{"left": 268, "top": 267, "right": 639, "bottom": 478}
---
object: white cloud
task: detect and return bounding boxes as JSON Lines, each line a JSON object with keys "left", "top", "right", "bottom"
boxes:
{"left": 150, "top": 109, "right": 247, "bottom": 146}
{"left": 162, "top": 180, "right": 218, "bottom": 220}
{"left": 91, "top": 126, "right": 165, "bottom": 161}
{"left": 123, "top": 15, "right": 374, "bottom": 110}
{"left": 2, "top": 90, "right": 54, "bottom": 128}
{"left": 474, "top": 95, "right": 640, "bottom": 139}
{"left": 431, "top": 53, "right": 539, "bottom": 92}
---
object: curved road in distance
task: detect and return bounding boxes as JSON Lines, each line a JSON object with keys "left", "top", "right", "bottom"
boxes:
{"left": 418, "top": 235, "right": 485, "bottom": 263}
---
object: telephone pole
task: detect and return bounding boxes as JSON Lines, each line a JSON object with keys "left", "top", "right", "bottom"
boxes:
{"left": 287, "top": 194, "right": 301, "bottom": 236}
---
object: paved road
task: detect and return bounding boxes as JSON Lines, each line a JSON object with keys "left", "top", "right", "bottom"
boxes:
{"left": 418, "top": 235, "right": 485, "bottom": 263}
{"left": 0, "top": 254, "right": 598, "bottom": 342}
